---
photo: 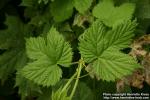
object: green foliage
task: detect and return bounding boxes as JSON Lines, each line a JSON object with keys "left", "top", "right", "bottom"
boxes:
{"left": 50, "top": 0, "right": 93, "bottom": 22}
{"left": 22, "top": 27, "right": 73, "bottom": 87}
{"left": 0, "top": 0, "right": 149, "bottom": 99}
{"left": 0, "top": 16, "right": 30, "bottom": 82}
{"left": 50, "top": 0, "right": 74, "bottom": 22}
{"left": 79, "top": 20, "right": 140, "bottom": 81}
{"left": 92, "top": 0, "right": 135, "bottom": 27}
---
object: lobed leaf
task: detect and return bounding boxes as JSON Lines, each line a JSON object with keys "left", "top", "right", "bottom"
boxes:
{"left": 92, "top": 0, "right": 135, "bottom": 27}
{"left": 22, "top": 27, "right": 73, "bottom": 86}
{"left": 79, "top": 20, "right": 140, "bottom": 81}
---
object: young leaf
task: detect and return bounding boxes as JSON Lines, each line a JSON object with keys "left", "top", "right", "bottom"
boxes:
{"left": 73, "top": 0, "right": 92, "bottom": 14}
{"left": 50, "top": 0, "right": 74, "bottom": 22}
{"left": 79, "top": 20, "right": 140, "bottom": 81}
{"left": 92, "top": 0, "right": 135, "bottom": 27}
{"left": 22, "top": 27, "right": 73, "bottom": 87}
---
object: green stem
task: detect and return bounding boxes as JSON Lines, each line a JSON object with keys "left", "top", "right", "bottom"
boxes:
{"left": 61, "top": 71, "right": 77, "bottom": 93}
{"left": 70, "top": 59, "right": 83, "bottom": 99}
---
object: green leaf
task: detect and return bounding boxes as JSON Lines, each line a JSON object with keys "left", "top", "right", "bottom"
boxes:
{"left": 105, "top": 20, "right": 138, "bottom": 49}
{"left": 50, "top": 0, "right": 74, "bottom": 22}
{"left": 79, "top": 20, "right": 140, "bottom": 81}
{"left": 0, "top": 16, "right": 29, "bottom": 82}
{"left": 92, "top": 0, "right": 135, "bottom": 27}
{"left": 73, "top": 0, "right": 92, "bottom": 14}
{"left": 22, "top": 27, "right": 73, "bottom": 86}
{"left": 93, "top": 48, "right": 139, "bottom": 81}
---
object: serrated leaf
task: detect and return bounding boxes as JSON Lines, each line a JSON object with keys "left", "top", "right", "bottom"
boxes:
{"left": 92, "top": 0, "right": 135, "bottom": 27}
{"left": 93, "top": 48, "right": 139, "bottom": 81}
{"left": 73, "top": 0, "right": 92, "bottom": 14}
{"left": 105, "top": 20, "right": 138, "bottom": 49}
{"left": 50, "top": 0, "right": 74, "bottom": 22}
{"left": 22, "top": 27, "right": 73, "bottom": 86}
{"left": 79, "top": 20, "right": 140, "bottom": 81}
{"left": 22, "top": 59, "right": 62, "bottom": 86}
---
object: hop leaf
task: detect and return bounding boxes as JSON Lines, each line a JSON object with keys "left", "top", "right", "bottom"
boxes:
{"left": 22, "top": 27, "right": 73, "bottom": 87}
{"left": 92, "top": 0, "right": 135, "bottom": 27}
{"left": 79, "top": 20, "right": 140, "bottom": 81}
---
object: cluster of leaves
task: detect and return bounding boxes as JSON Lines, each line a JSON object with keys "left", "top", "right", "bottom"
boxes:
{"left": 0, "top": 0, "right": 150, "bottom": 100}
